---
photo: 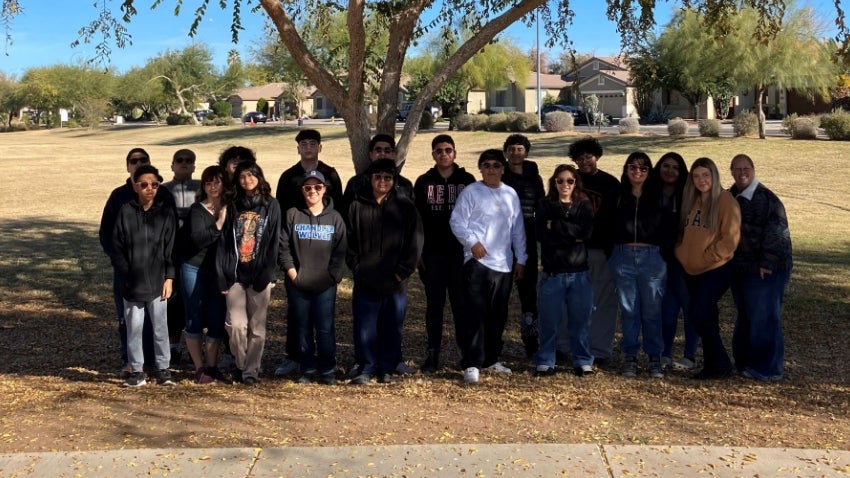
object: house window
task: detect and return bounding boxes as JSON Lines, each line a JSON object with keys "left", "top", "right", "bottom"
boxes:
{"left": 316, "top": 97, "right": 324, "bottom": 110}
{"left": 597, "top": 77, "right": 605, "bottom": 86}
{"left": 592, "top": 61, "right": 599, "bottom": 71}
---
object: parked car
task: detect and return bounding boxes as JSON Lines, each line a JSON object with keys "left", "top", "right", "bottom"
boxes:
{"left": 193, "top": 109, "right": 213, "bottom": 121}
{"left": 397, "top": 101, "right": 442, "bottom": 122}
{"left": 541, "top": 105, "right": 587, "bottom": 124}
{"left": 243, "top": 111, "right": 268, "bottom": 123}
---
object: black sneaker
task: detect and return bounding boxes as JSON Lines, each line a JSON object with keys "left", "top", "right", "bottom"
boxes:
{"left": 242, "top": 376, "right": 259, "bottom": 386}
{"left": 122, "top": 371, "right": 147, "bottom": 387}
{"left": 420, "top": 349, "right": 439, "bottom": 374}
{"left": 319, "top": 373, "right": 337, "bottom": 386}
{"left": 156, "top": 369, "right": 175, "bottom": 386}
{"left": 205, "top": 366, "right": 231, "bottom": 384}
{"left": 378, "top": 373, "right": 393, "bottom": 384}
{"left": 648, "top": 357, "right": 664, "bottom": 379}
{"left": 534, "top": 365, "right": 556, "bottom": 377}
{"left": 231, "top": 368, "right": 243, "bottom": 384}
{"left": 297, "top": 373, "right": 314, "bottom": 384}
{"left": 520, "top": 313, "right": 539, "bottom": 358}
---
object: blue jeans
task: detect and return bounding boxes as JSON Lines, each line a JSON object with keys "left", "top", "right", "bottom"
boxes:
{"left": 181, "top": 262, "right": 226, "bottom": 342}
{"left": 661, "top": 258, "right": 699, "bottom": 359}
{"left": 286, "top": 280, "right": 337, "bottom": 375}
{"left": 731, "top": 267, "right": 791, "bottom": 381}
{"left": 124, "top": 297, "right": 170, "bottom": 372}
{"left": 535, "top": 271, "right": 593, "bottom": 368}
{"left": 352, "top": 287, "right": 407, "bottom": 376}
{"left": 609, "top": 245, "right": 666, "bottom": 357}
{"left": 685, "top": 261, "right": 734, "bottom": 373}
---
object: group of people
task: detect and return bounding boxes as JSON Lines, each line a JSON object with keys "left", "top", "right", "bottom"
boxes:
{"left": 99, "top": 130, "right": 792, "bottom": 387}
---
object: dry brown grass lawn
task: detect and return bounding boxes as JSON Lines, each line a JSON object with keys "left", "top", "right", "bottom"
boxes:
{"left": 0, "top": 123, "right": 848, "bottom": 453}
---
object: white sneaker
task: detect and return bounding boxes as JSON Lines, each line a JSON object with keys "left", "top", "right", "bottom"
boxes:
{"left": 463, "top": 367, "right": 479, "bottom": 383}
{"left": 484, "top": 362, "right": 512, "bottom": 374}
{"left": 395, "top": 362, "right": 416, "bottom": 375}
{"left": 274, "top": 358, "right": 300, "bottom": 377}
{"left": 673, "top": 357, "right": 698, "bottom": 370}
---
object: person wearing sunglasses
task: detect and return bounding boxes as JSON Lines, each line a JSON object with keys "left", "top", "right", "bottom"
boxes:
{"left": 279, "top": 170, "right": 347, "bottom": 385}
{"left": 162, "top": 148, "right": 201, "bottom": 368}
{"left": 449, "top": 149, "right": 527, "bottom": 383}
{"left": 274, "top": 129, "right": 343, "bottom": 379}
{"left": 413, "top": 134, "right": 476, "bottom": 373}
{"left": 609, "top": 152, "right": 672, "bottom": 379}
{"left": 339, "top": 134, "right": 414, "bottom": 227}
{"left": 110, "top": 165, "right": 178, "bottom": 387}
{"left": 99, "top": 148, "right": 175, "bottom": 379}
{"left": 346, "top": 159, "right": 423, "bottom": 385}
{"left": 534, "top": 164, "right": 594, "bottom": 377}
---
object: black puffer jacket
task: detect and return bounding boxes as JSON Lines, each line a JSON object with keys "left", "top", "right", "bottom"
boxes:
{"left": 502, "top": 161, "right": 545, "bottom": 221}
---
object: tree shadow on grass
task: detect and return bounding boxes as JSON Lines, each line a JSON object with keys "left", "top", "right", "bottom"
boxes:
{"left": 1, "top": 218, "right": 848, "bottom": 387}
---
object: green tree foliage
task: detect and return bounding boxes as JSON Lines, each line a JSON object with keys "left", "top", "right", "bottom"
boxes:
{"left": 0, "top": 72, "right": 23, "bottom": 128}
{"left": 4, "top": 0, "right": 850, "bottom": 166}
{"left": 147, "top": 45, "right": 219, "bottom": 123}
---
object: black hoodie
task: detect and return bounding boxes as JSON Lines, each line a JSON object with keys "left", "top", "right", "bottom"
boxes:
{"left": 279, "top": 197, "right": 347, "bottom": 294}
{"left": 346, "top": 187, "right": 423, "bottom": 295}
{"left": 413, "top": 164, "right": 476, "bottom": 256}
{"left": 110, "top": 197, "right": 177, "bottom": 302}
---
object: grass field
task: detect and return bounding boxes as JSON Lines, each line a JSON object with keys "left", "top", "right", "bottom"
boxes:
{"left": 0, "top": 123, "right": 848, "bottom": 452}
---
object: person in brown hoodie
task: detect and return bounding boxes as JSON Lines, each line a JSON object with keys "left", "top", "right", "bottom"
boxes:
{"left": 674, "top": 157, "right": 741, "bottom": 380}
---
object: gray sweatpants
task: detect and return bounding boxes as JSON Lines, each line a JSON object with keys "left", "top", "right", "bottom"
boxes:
{"left": 124, "top": 297, "right": 170, "bottom": 372}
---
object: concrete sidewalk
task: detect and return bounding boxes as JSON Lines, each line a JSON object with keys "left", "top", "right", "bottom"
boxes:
{"left": 1, "top": 444, "right": 848, "bottom": 477}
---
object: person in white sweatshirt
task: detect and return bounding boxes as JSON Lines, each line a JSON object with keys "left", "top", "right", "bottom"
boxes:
{"left": 449, "top": 149, "right": 527, "bottom": 384}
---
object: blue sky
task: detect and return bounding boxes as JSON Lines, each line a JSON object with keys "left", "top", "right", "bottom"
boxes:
{"left": 0, "top": 0, "right": 838, "bottom": 77}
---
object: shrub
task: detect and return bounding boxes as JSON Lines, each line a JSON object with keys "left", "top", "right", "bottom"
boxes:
{"left": 472, "top": 114, "right": 489, "bottom": 131}
{"left": 733, "top": 110, "right": 760, "bottom": 137}
{"left": 790, "top": 117, "right": 818, "bottom": 139}
{"left": 256, "top": 98, "right": 268, "bottom": 115}
{"left": 618, "top": 117, "right": 640, "bottom": 134}
{"left": 698, "top": 119, "right": 721, "bottom": 137}
{"left": 204, "top": 116, "right": 233, "bottom": 126}
{"left": 820, "top": 109, "right": 850, "bottom": 140}
{"left": 165, "top": 114, "right": 194, "bottom": 126}
{"left": 212, "top": 101, "right": 232, "bottom": 118}
{"left": 418, "top": 111, "right": 435, "bottom": 130}
{"left": 487, "top": 112, "right": 509, "bottom": 131}
{"left": 453, "top": 114, "right": 474, "bottom": 131}
{"left": 667, "top": 117, "right": 688, "bottom": 136}
{"left": 543, "top": 111, "right": 574, "bottom": 132}
{"left": 512, "top": 112, "right": 539, "bottom": 132}
{"left": 644, "top": 105, "right": 671, "bottom": 124}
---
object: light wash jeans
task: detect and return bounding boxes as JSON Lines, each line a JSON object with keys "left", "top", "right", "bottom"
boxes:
{"left": 535, "top": 271, "right": 594, "bottom": 368}
{"left": 609, "top": 244, "right": 666, "bottom": 358}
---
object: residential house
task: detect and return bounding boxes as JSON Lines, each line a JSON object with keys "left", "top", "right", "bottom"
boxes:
{"left": 466, "top": 72, "right": 570, "bottom": 114}
{"left": 228, "top": 83, "right": 319, "bottom": 119}
{"left": 560, "top": 56, "right": 639, "bottom": 119}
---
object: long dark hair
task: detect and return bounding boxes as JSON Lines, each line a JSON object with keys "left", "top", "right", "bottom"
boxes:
{"left": 546, "top": 164, "right": 585, "bottom": 202}
{"left": 233, "top": 161, "right": 272, "bottom": 207}
{"left": 654, "top": 151, "right": 688, "bottom": 211}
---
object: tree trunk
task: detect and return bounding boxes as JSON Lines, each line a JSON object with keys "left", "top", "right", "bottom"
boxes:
{"left": 756, "top": 85, "right": 766, "bottom": 139}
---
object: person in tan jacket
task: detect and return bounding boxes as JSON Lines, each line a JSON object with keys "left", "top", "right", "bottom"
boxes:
{"left": 675, "top": 157, "right": 741, "bottom": 380}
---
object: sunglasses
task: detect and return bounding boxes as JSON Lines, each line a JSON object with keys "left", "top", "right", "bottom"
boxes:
{"left": 174, "top": 157, "right": 194, "bottom": 164}
{"left": 136, "top": 181, "right": 161, "bottom": 190}
{"left": 628, "top": 164, "right": 649, "bottom": 173}
{"left": 372, "top": 147, "right": 394, "bottom": 154}
{"left": 128, "top": 157, "right": 150, "bottom": 165}
{"left": 302, "top": 184, "right": 325, "bottom": 192}
{"left": 480, "top": 162, "right": 503, "bottom": 170}
{"left": 556, "top": 177, "right": 576, "bottom": 185}
{"left": 433, "top": 147, "right": 454, "bottom": 155}
{"left": 372, "top": 173, "right": 394, "bottom": 182}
